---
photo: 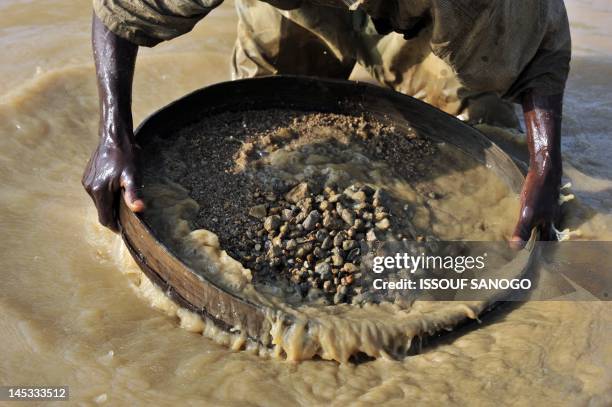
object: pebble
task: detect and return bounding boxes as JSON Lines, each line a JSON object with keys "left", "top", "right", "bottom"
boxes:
{"left": 375, "top": 218, "right": 391, "bottom": 231}
{"left": 302, "top": 210, "right": 321, "bottom": 231}
{"left": 333, "top": 231, "right": 347, "bottom": 247}
{"left": 354, "top": 202, "right": 368, "bottom": 211}
{"left": 340, "top": 209, "right": 355, "bottom": 226}
{"left": 342, "top": 239, "right": 356, "bottom": 251}
{"left": 296, "top": 242, "right": 314, "bottom": 258}
{"left": 248, "top": 204, "right": 267, "bottom": 219}
{"left": 336, "top": 202, "right": 345, "bottom": 214}
{"left": 264, "top": 215, "right": 281, "bottom": 232}
{"left": 374, "top": 211, "right": 388, "bottom": 221}
{"left": 285, "top": 182, "right": 310, "bottom": 204}
{"left": 351, "top": 190, "right": 367, "bottom": 203}
{"left": 322, "top": 213, "right": 333, "bottom": 228}
{"left": 321, "top": 236, "right": 333, "bottom": 250}
{"left": 243, "top": 182, "right": 399, "bottom": 304}
{"left": 343, "top": 263, "right": 359, "bottom": 273}
{"left": 347, "top": 227, "right": 356, "bottom": 238}
{"left": 285, "top": 239, "right": 297, "bottom": 251}
{"left": 328, "top": 193, "right": 341, "bottom": 203}
{"left": 333, "top": 285, "right": 347, "bottom": 304}
{"left": 279, "top": 224, "right": 289, "bottom": 235}
{"left": 366, "top": 229, "right": 379, "bottom": 242}
{"left": 353, "top": 218, "right": 365, "bottom": 231}
{"left": 315, "top": 262, "right": 332, "bottom": 276}
{"left": 346, "top": 248, "right": 360, "bottom": 262}
{"left": 313, "top": 246, "right": 324, "bottom": 258}
{"left": 268, "top": 244, "right": 282, "bottom": 257}
{"left": 281, "top": 208, "right": 294, "bottom": 221}
{"left": 331, "top": 254, "right": 344, "bottom": 267}
{"left": 373, "top": 188, "right": 384, "bottom": 200}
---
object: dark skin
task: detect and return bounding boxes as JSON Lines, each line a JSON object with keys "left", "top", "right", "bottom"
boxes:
{"left": 83, "top": 13, "right": 562, "bottom": 246}
{"left": 511, "top": 92, "right": 563, "bottom": 248}
{"left": 83, "top": 14, "right": 143, "bottom": 232}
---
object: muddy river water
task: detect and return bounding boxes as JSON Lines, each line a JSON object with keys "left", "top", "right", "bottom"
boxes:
{"left": 1, "top": 0, "right": 611, "bottom": 405}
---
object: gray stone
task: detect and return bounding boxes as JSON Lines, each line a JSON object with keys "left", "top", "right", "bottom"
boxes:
{"left": 321, "top": 236, "right": 333, "bottom": 250}
{"left": 313, "top": 246, "right": 324, "bottom": 258}
{"left": 248, "top": 204, "right": 267, "bottom": 219}
{"left": 315, "top": 262, "right": 331, "bottom": 276}
{"left": 302, "top": 210, "right": 321, "bottom": 231}
{"left": 333, "top": 231, "right": 346, "bottom": 247}
{"left": 333, "top": 285, "right": 347, "bottom": 304}
{"left": 346, "top": 248, "right": 360, "bottom": 262}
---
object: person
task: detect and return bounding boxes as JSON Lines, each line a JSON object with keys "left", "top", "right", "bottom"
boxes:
{"left": 83, "top": 0, "right": 571, "bottom": 249}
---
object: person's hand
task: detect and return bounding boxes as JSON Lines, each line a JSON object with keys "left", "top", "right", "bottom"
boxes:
{"left": 86, "top": 13, "right": 142, "bottom": 232}
{"left": 510, "top": 165, "right": 561, "bottom": 249}
{"left": 510, "top": 92, "right": 563, "bottom": 250}
{"left": 82, "top": 135, "right": 144, "bottom": 232}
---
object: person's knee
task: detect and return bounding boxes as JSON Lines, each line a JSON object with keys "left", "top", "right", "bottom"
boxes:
{"left": 232, "top": 0, "right": 283, "bottom": 79}
{"left": 461, "top": 93, "right": 520, "bottom": 129}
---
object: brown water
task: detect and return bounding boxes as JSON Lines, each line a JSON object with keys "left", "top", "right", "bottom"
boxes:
{"left": 1, "top": 1, "right": 610, "bottom": 405}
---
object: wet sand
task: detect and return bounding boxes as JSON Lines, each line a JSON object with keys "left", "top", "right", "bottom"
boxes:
{"left": 0, "top": 0, "right": 610, "bottom": 405}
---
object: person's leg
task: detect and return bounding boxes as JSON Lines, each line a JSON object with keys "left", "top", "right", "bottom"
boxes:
{"left": 361, "top": 25, "right": 519, "bottom": 128}
{"left": 232, "top": 0, "right": 356, "bottom": 80}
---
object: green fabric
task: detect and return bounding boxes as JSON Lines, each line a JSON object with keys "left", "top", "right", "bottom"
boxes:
{"left": 93, "top": 0, "right": 571, "bottom": 108}
{"left": 93, "top": 0, "right": 224, "bottom": 46}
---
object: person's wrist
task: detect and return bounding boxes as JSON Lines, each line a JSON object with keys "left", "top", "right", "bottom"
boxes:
{"left": 101, "top": 118, "right": 134, "bottom": 147}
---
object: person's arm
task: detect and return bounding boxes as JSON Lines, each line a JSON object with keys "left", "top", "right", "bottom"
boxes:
{"left": 510, "top": 92, "right": 563, "bottom": 249}
{"left": 82, "top": 13, "right": 144, "bottom": 232}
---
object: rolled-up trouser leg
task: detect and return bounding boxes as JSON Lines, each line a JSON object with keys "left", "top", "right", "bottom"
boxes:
{"left": 232, "top": 0, "right": 356, "bottom": 80}
{"left": 366, "top": 31, "right": 520, "bottom": 128}
{"left": 232, "top": 1, "right": 519, "bottom": 128}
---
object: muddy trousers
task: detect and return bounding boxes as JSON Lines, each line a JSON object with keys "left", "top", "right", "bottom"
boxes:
{"left": 231, "top": 0, "right": 519, "bottom": 128}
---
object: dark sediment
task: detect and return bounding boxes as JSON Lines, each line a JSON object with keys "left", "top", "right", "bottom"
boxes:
{"left": 142, "top": 109, "right": 437, "bottom": 303}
